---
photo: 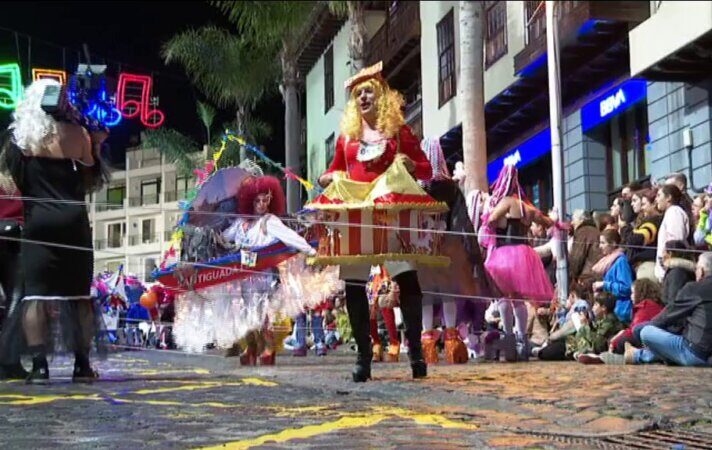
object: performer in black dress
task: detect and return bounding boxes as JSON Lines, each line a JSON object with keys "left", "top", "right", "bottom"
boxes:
{"left": 0, "top": 79, "right": 108, "bottom": 384}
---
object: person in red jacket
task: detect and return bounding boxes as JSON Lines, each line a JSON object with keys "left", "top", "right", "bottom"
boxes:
{"left": 318, "top": 62, "right": 432, "bottom": 382}
{"left": 608, "top": 278, "right": 664, "bottom": 354}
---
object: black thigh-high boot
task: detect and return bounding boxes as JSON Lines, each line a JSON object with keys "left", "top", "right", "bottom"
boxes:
{"left": 345, "top": 279, "right": 372, "bottom": 382}
{"left": 393, "top": 270, "right": 427, "bottom": 379}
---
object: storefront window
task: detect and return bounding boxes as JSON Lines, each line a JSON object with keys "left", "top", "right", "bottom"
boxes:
{"left": 589, "top": 103, "right": 649, "bottom": 196}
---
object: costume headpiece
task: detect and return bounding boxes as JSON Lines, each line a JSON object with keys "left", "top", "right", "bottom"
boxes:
{"left": 344, "top": 61, "right": 384, "bottom": 91}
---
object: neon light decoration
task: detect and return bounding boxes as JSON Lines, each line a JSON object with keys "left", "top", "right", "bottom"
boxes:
{"left": 32, "top": 68, "right": 67, "bottom": 84}
{"left": 115, "top": 72, "right": 165, "bottom": 128}
{"left": 0, "top": 63, "right": 23, "bottom": 110}
{"left": 67, "top": 75, "right": 122, "bottom": 128}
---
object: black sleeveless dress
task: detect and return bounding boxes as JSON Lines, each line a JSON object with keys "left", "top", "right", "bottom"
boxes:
{"left": 5, "top": 143, "right": 93, "bottom": 301}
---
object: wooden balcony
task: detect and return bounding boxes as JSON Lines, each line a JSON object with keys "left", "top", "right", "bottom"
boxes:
{"left": 367, "top": 1, "right": 421, "bottom": 78}
{"left": 514, "top": 1, "right": 650, "bottom": 76}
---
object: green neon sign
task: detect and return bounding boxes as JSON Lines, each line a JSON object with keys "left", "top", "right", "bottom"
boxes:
{"left": 0, "top": 63, "right": 23, "bottom": 110}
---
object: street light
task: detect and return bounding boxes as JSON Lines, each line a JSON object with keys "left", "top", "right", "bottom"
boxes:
{"left": 545, "top": 0, "right": 569, "bottom": 304}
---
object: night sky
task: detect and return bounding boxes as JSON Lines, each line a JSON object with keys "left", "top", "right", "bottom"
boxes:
{"left": 0, "top": 1, "right": 285, "bottom": 165}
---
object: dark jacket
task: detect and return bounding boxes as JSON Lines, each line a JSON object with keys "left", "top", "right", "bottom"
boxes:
{"left": 662, "top": 258, "right": 696, "bottom": 306}
{"left": 569, "top": 220, "right": 601, "bottom": 292}
{"left": 651, "top": 274, "right": 712, "bottom": 359}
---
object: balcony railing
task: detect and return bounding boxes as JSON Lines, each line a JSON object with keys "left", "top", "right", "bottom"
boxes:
{"left": 367, "top": 1, "right": 420, "bottom": 69}
{"left": 129, "top": 234, "right": 160, "bottom": 246}
{"left": 128, "top": 195, "right": 160, "bottom": 207}
{"left": 96, "top": 202, "right": 124, "bottom": 213}
{"left": 515, "top": 1, "right": 649, "bottom": 74}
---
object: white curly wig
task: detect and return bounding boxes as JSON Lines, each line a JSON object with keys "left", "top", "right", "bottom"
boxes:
{"left": 9, "top": 78, "right": 60, "bottom": 155}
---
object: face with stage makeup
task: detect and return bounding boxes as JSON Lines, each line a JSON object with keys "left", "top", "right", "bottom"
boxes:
{"left": 253, "top": 192, "right": 272, "bottom": 216}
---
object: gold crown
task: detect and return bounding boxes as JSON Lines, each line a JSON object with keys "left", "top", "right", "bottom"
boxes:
{"left": 344, "top": 61, "right": 384, "bottom": 90}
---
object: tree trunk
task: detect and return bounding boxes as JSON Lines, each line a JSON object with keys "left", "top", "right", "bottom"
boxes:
{"left": 459, "top": 1, "right": 488, "bottom": 194}
{"left": 347, "top": 1, "right": 368, "bottom": 71}
{"left": 281, "top": 50, "right": 301, "bottom": 213}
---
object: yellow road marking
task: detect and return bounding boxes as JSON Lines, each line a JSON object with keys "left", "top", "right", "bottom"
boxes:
{"left": 201, "top": 406, "right": 479, "bottom": 449}
{"left": 200, "top": 414, "right": 390, "bottom": 450}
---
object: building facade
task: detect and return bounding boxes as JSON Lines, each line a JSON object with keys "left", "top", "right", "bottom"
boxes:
{"left": 299, "top": 1, "right": 709, "bottom": 214}
{"left": 89, "top": 147, "right": 192, "bottom": 281}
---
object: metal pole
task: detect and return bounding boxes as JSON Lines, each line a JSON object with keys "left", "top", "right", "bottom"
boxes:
{"left": 545, "top": 1, "right": 568, "bottom": 304}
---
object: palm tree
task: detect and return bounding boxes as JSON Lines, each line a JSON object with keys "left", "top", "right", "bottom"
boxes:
{"left": 214, "top": 1, "right": 317, "bottom": 212}
{"left": 162, "top": 26, "right": 278, "bottom": 162}
{"left": 328, "top": 1, "right": 368, "bottom": 71}
{"left": 459, "top": 1, "right": 488, "bottom": 194}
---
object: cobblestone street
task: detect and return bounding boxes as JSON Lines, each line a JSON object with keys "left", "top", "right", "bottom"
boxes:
{"left": 1, "top": 350, "right": 711, "bottom": 449}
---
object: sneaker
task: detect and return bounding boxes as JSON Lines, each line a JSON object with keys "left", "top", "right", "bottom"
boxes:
{"left": 26, "top": 356, "right": 49, "bottom": 386}
{"left": 624, "top": 342, "right": 638, "bottom": 365}
{"left": 598, "top": 351, "right": 625, "bottom": 365}
{"left": 292, "top": 346, "right": 307, "bottom": 357}
{"left": 315, "top": 344, "right": 327, "bottom": 357}
{"left": 576, "top": 353, "right": 604, "bottom": 365}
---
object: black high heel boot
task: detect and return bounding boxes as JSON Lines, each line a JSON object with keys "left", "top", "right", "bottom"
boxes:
{"left": 73, "top": 353, "right": 99, "bottom": 383}
{"left": 346, "top": 280, "right": 373, "bottom": 383}
{"left": 394, "top": 271, "right": 428, "bottom": 380}
{"left": 26, "top": 353, "right": 49, "bottom": 385}
{"left": 352, "top": 350, "right": 373, "bottom": 382}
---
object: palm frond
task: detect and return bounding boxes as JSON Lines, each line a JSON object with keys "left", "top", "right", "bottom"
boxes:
{"left": 162, "top": 26, "right": 278, "bottom": 108}
{"left": 327, "top": 1, "right": 349, "bottom": 18}
{"left": 196, "top": 100, "right": 216, "bottom": 143}
{"left": 213, "top": 1, "right": 317, "bottom": 49}
{"left": 142, "top": 128, "right": 202, "bottom": 177}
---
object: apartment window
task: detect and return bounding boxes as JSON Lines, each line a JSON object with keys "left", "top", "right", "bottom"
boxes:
{"left": 524, "top": 1, "right": 546, "bottom": 44}
{"left": 107, "top": 222, "right": 126, "bottom": 249}
{"left": 142, "top": 219, "right": 156, "bottom": 244}
{"left": 437, "top": 9, "right": 456, "bottom": 107}
{"left": 325, "top": 133, "right": 336, "bottom": 169}
{"left": 324, "top": 46, "right": 334, "bottom": 113}
{"left": 485, "top": 1, "right": 508, "bottom": 67}
{"left": 141, "top": 179, "right": 160, "bottom": 205}
{"left": 107, "top": 185, "right": 125, "bottom": 207}
{"left": 175, "top": 176, "right": 190, "bottom": 199}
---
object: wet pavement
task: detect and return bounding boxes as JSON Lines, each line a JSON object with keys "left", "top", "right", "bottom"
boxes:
{"left": 1, "top": 349, "right": 711, "bottom": 449}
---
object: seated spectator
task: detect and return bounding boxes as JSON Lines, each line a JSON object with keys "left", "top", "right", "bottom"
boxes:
{"left": 538, "top": 294, "right": 621, "bottom": 361}
{"left": 661, "top": 240, "right": 696, "bottom": 306}
{"left": 694, "top": 194, "right": 712, "bottom": 249}
{"left": 579, "top": 279, "right": 664, "bottom": 364}
{"left": 595, "top": 212, "right": 617, "bottom": 233}
{"left": 656, "top": 185, "right": 690, "bottom": 281}
{"left": 665, "top": 172, "right": 693, "bottom": 221}
{"left": 626, "top": 252, "right": 712, "bottom": 367}
{"left": 626, "top": 189, "right": 661, "bottom": 281}
{"left": 592, "top": 229, "right": 634, "bottom": 324}
{"left": 569, "top": 210, "right": 601, "bottom": 295}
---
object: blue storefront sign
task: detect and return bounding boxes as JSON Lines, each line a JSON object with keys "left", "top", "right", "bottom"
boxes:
{"left": 487, "top": 128, "right": 551, "bottom": 183}
{"left": 486, "top": 78, "right": 648, "bottom": 183}
{"left": 581, "top": 79, "right": 647, "bottom": 132}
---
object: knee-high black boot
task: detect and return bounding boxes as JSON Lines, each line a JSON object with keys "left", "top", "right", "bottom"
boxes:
{"left": 345, "top": 280, "right": 372, "bottom": 382}
{"left": 394, "top": 271, "right": 427, "bottom": 379}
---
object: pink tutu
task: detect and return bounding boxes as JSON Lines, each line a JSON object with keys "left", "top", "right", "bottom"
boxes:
{"left": 484, "top": 245, "right": 554, "bottom": 304}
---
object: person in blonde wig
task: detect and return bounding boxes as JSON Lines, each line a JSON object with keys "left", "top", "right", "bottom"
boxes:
{"left": 0, "top": 79, "right": 108, "bottom": 384}
{"left": 318, "top": 62, "right": 433, "bottom": 382}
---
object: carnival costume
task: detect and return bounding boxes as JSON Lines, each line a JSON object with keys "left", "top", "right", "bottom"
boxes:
{"left": 0, "top": 80, "right": 105, "bottom": 384}
{"left": 309, "top": 62, "right": 446, "bottom": 382}
{"left": 479, "top": 164, "right": 554, "bottom": 361}
{"left": 157, "top": 175, "right": 341, "bottom": 366}
{"left": 417, "top": 138, "right": 487, "bottom": 364}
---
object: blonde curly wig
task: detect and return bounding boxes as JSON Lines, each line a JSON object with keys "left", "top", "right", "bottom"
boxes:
{"left": 340, "top": 78, "right": 405, "bottom": 140}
